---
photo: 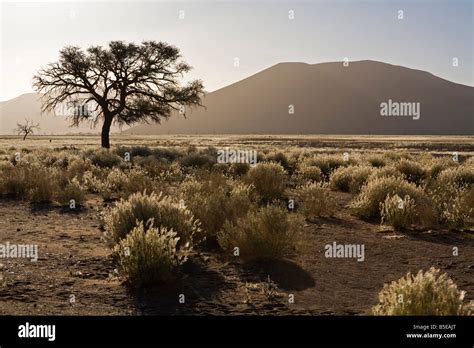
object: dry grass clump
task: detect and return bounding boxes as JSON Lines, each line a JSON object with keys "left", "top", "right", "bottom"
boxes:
{"left": 395, "top": 159, "right": 426, "bottom": 185}
{"left": 285, "top": 148, "right": 305, "bottom": 169}
{"left": 350, "top": 176, "right": 436, "bottom": 227}
{"left": 37, "top": 150, "right": 73, "bottom": 168}
{"left": 27, "top": 167, "right": 58, "bottom": 203}
{"left": 150, "top": 147, "right": 182, "bottom": 162}
{"left": 114, "top": 221, "right": 190, "bottom": 287}
{"left": 0, "top": 164, "right": 58, "bottom": 202}
{"left": 180, "top": 151, "right": 216, "bottom": 169}
{"left": 383, "top": 151, "right": 412, "bottom": 162}
{"left": 244, "top": 162, "right": 288, "bottom": 201}
{"left": 113, "top": 145, "right": 152, "bottom": 158}
{"left": 426, "top": 165, "right": 474, "bottom": 229}
{"left": 296, "top": 163, "right": 323, "bottom": 183}
{"left": 372, "top": 267, "right": 473, "bottom": 315}
{"left": 106, "top": 167, "right": 157, "bottom": 199}
{"left": 0, "top": 164, "right": 32, "bottom": 198}
{"left": 464, "top": 156, "right": 474, "bottom": 167}
{"left": 429, "top": 183, "right": 473, "bottom": 230}
{"left": 132, "top": 156, "right": 171, "bottom": 178}
{"left": 229, "top": 162, "right": 251, "bottom": 176}
{"left": 264, "top": 151, "right": 291, "bottom": 172}
{"left": 298, "top": 182, "right": 335, "bottom": 219}
{"left": 365, "top": 154, "right": 386, "bottom": 168}
{"left": 425, "top": 156, "right": 458, "bottom": 180}
{"left": 368, "top": 166, "right": 404, "bottom": 181}
{"left": 437, "top": 166, "right": 474, "bottom": 188}
{"left": 67, "top": 157, "right": 93, "bottom": 180}
{"left": 85, "top": 149, "right": 124, "bottom": 168}
{"left": 217, "top": 204, "right": 304, "bottom": 261}
{"left": 306, "top": 154, "right": 348, "bottom": 178}
{"left": 380, "top": 194, "right": 418, "bottom": 230}
{"left": 329, "top": 165, "right": 374, "bottom": 193}
{"left": 180, "top": 174, "right": 255, "bottom": 240}
{"left": 103, "top": 191, "right": 199, "bottom": 246}
{"left": 55, "top": 177, "right": 86, "bottom": 206}
{"left": 82, "top": 167, "right": 159, "bottom": 200}
{"left": 154, "top": 162, "right": 185, "bottom": 184}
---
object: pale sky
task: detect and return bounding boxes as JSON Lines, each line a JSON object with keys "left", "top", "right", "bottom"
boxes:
{"left": 0, "top": 0, "right": 472, "bottom": 101}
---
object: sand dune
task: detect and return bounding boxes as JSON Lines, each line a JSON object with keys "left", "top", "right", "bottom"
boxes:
{"left": 126, "top": 60, "right": 474, "bottom": 135}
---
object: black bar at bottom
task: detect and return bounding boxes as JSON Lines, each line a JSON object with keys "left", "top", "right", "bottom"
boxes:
{"left": 0, "top": 316, "right": 472, "bottom": 346}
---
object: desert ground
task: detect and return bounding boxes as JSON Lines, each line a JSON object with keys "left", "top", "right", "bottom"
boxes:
{"left": 0, "top": 134, "right": 472, "bottom": 315}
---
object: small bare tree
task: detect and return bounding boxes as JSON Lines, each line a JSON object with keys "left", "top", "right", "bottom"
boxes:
{"left": 15, "top": 119, "right": 40, "bottom": 140}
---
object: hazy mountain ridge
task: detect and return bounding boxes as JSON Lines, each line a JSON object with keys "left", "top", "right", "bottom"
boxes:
{"left": 1, "top": 60, "right": 473, "bottom": 135}
{"left": 127, "top": 60, "right": 474, "bottom": 135}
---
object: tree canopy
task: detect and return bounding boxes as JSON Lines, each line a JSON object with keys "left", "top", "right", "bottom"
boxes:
{"left": 33, "top": 41, "right": 204, "bottom": 148}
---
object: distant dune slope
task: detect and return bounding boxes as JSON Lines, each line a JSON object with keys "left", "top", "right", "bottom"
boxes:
{"left": 126, "top": 60, "right": 473, "bottom": 135}
{"left": 0, "top": 93, "right": 124, "bottom": 135}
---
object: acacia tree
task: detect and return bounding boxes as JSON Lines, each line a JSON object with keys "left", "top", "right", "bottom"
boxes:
{"left": 15, "top": 119, "right": 40, "bottom": 140}
{"left": 33, "top": 41, "right": 204, "bottom": 148}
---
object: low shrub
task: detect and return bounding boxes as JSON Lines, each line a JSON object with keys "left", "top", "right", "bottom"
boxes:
{"left": 0, "top": 164, "right": 31, "bottom": 198}
{"left": 429, "top": 183, "right": 473, "bottom": 230}
{"left": 27, "top": 168, "right": 58, "bottom": 203}
{"left": 244, "top": 162, "right": 287, "bottom": 201}
{"left": 296, "top": 163, "right": 322, "bottom": 183}
{"left": 307, "top": 154, "right": 347, "bottom": 178}
{"left": 372, "top": 267, "right": 473, "bottom": 315}
{"left": 330, "top": 166, "right": 373, "bottom": 193}
{"left": 365, "top": 154, "right": 386, "bottom": 168}
{"left": 383, "top": 151, "right": 412, "bottom": 162}
{"left": 229, "top": 162, "right": 251, "bottom": 176}
{"left": 380, "top": 194, "right": 418, "bottom": 230}
{"left": 67, "top": 157, "right": 93, "bottom": 180}
{"left": 0, "top": 164, "right": 57, "bottom": 202}
{"left": 426, "top": 157, "right": 458, "bottom": 180}
{"left": 350, "top": 176, "right": 436, "bottom": 227}
{"left": 437, "top": 166, "right": 474, "bottom": 188}
{"left": 132, "top": 155, "right": 168, "bottom": 177}
{"left": 103, "top": 191, "right": 199, "bottom": 246}
{"left": 181, "top": 176, "right": 255, "bottom": 240}
{"left": 298, "top": 182, "right": 335, "bottom": 219}
{"left": 368, "top": 166, "right": 404, "bottom": 181}
{"left": 55, "top": 177, "right": 85, "bottom": 206}
{"left": 107, "top": 167, "right": 157, "bottom": 199}
{"left": 114, "top": 146, "right": 152, "bottom": 158}
{"left": 85, "top": 149, "right": 123, "bottom": 168}
{"left": 151, "top": 147, "right": 181, "bottom": 162}
{"left": 217, "top": 205, "right": 304, "bottom": 261}
{"left": 113, "top": 222, "right": 189, "bottom": 287}
{"left": 396, "top": 159, "right": 426, "bottom": 185}
{"left": 180, "top": 152, "right": 216, "bottom": 168}
{"left": 265, "top": 152, "right": 291, "bottom": 172}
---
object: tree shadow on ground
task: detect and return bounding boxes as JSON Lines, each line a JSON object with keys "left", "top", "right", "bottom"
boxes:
{"left": 239, "top": 259, "right": 315, "bottom": 291}
{"left": 28, "top": 202, "right": 86, "bottom": 215}
{"left": 402, "top": 229, "right": 474, "bottom": 247}
{"left": 126, "top": 256, "right": 230, "bottom": 315}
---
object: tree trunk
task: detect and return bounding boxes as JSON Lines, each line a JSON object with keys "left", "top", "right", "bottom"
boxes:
{"left": 101, "top": 115, "right": 113, "bottom": 149}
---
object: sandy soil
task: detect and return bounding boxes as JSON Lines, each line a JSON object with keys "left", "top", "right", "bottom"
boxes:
{"left": 0, "top": 191, "right": 472, "bottom": 315}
